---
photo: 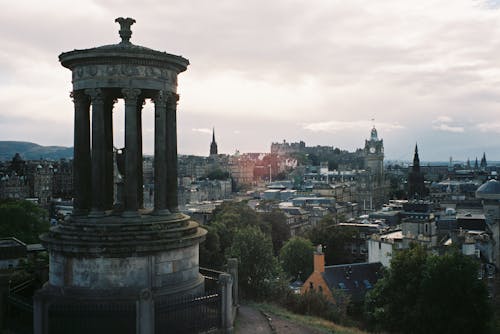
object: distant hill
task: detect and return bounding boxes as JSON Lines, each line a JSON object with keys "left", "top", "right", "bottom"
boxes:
{"left": 0, "top": 141, "right": 73, "bottom": 161}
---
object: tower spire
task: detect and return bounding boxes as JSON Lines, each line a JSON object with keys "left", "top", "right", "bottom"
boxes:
{"left": 210, "top": 127, "right": 218, "bottom": 156}
{"left": 413, "top": 143, "right": 420, "bottom": 170}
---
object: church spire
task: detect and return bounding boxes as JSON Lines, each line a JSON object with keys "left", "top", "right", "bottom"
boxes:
{"left": 412, "top": 143, "right": 420, "bottom": 171}
{"left": 480, "top": 152, "right": 487, "bottom": 169}
{"left": 210, "top": 127, "right": 218, "bottom": 156}
{"left": 408, "top": 143, "right": 426, "bottom": 199}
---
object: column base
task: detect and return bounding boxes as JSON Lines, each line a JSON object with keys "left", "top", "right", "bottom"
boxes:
{"left": 72, "top": 209, "right": 89, "bottom": 217}
{"left": 88, "top": 210, "right": 105, "bottom": 218}
{"left": 152, "top": 209, "right": 171, "bottom": 216}
{"left": 122, "top": 210, "right": 140, "bottom": 218}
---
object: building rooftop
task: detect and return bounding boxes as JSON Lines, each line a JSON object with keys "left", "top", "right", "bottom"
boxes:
{"left": 0, "top": 237, "right": 25, "bottom": 248}
{"left": 476, "top": 179, "right": 500, "bottom": 199}
{"left": 322, "top": 262, "right": 382, "bottom": 301}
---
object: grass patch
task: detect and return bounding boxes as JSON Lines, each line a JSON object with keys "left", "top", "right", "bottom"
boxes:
{"left": 249, "top": 301, "right": 369, "bottom": 334}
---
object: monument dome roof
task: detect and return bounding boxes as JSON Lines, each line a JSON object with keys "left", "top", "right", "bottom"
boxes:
{"left": 59, "top": 17, "right": 188, "bottom": 72}
{"left": 476, "top": 179, "right": 500, "bottom": 199}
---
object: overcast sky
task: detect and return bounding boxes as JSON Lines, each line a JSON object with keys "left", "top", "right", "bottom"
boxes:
{"left": 1, "top": 0, "right": 500, "bottom": 161}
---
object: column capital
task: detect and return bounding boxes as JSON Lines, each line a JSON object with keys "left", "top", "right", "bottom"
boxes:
{"left": 70, "top": 90, "right": 89, "bottom": 103}
{"left": 166, "top": 92, "right": 179, "bottom": 108}
{"left": 85, "top": 88, "right": 104, "bottom": 102}
{"left": 152, "top": 90, "right": 167, "bottom": 106}
{"left": 122, "top": 88, "right": 141, "bottom": 103}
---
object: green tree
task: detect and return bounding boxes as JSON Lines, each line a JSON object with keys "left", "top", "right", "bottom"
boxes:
{"left": 226, "top": 226, "right": 278, "bottom": 298}
{"left": 212, "top": 201, "right": 262, "bottom": 231}
{"left": 279, "top": 237, "right": 314, "bottom": 280}
{"left": 307, "top": 218, "right": 357, "bottom": 265}
{"left": 418, "top": 251, "right": 492, "bottom": 334}
{"left": 199, "top": 224, "right": 225, "bottom": 269}
{"left": 200, "top": 202, "right": 266, "bottom": 269}
{"left": 365, "top": 244, "right": 427, "bottom": 332}
{"left": 0, "top": 199, "right": 49, "bottom": 243}
{"left": 261, "top": 210, "right": 290, "bottom": 254}
{"left": 202, "top": 168, "right": 230, "bottom": 180}
{"left": 289, "top": 152, "right": 309, "bottom": 166}
{"left": 365, "top": 245, "right": 492, "bottom": 334}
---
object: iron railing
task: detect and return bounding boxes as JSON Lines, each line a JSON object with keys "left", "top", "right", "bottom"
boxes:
{"left": 155, "top": 290, "right": 221, "bottom": 333}
{"left": 48, "top": 301, "right": 136, "bottom": 334}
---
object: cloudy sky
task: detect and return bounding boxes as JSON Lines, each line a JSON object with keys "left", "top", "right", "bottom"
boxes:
{"left": 1, "top": 0, "right": 500, "bottom": 161}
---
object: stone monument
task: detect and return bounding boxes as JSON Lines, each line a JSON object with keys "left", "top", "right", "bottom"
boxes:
{"left": 34, "top": 18, "right": 206, "bottom": 334}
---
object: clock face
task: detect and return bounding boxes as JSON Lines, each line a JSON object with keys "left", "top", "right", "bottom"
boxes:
{"left": 369, "top": 147, "right": 376, "bottom": 153}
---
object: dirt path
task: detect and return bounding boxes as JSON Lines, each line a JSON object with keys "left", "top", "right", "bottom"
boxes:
{"left": 235, "top": 304, "right": 272, "bottom": 334}
{"left": 235, "top": 304, "right": 327, "bottom": 334}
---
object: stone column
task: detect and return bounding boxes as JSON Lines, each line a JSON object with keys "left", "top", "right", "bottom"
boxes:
{"left": 228, "top": 258, "right": 239, "bottom": 307}
{"left": 137, "top": 289, "right": 154, "bottom": 334}
{"left": 33, "top": 295, "right": 46, "bottom": 334}
{"left": 166, "top": 93, "right": 179, "bottom": 212}
{"left": 122, "top": 88, "right": 142, "bottom": 216}
{"left": 71, "top": 90, "right": 91, "bottom": 215}
{"left": 85, "top": 88, "right": 106, "bottom": 217}
{"left": 219, "top": 273, "right": 234, "bottom": 334}
{"left": 137, "top": 99, "right": 145, "bottom": 209}
{"left": 153, "top": 91, "right": 169, "bottom": 214}
{"left": 0, "top": 274, "right": 10, "bottom": 331}
{"left": 104, "top": 97, "right": 115, "bottom": 210}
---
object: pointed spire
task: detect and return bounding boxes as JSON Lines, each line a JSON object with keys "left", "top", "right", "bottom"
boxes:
{"left": 481, "top": 152, "right": 487, "bottom": 169}
{"left": 370, "top": 126, "right": 378, "bottom": 141}
{"left": 413, "top": 143, "right": 420, "bottom": 170}
{"left": 210, "top": 127, "right": 218, "bottom": 156}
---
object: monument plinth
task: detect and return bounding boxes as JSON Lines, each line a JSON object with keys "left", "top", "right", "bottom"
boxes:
{"left": 34, "top": 18, "right": 206, "bottom": 334}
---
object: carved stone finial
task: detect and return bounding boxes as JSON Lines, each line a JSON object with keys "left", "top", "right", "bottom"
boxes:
{"left": 115, "top": 17, "right": 136, "bottom": 44}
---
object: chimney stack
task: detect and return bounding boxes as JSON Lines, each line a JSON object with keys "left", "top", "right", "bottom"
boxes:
{"left": 314, "top": 244, "right": 325, "bottom": 273}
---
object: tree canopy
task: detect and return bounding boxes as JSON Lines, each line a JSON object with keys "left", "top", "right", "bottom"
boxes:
{"left": 0, "top": 199, "right": 49, "bottom": 243}
{"left": 226, "top": 226, "right": 278, "bottom": 298}
{"left": 279, "top": 236, "right": 314, "bottom": 280}
{"left": 307, "top": 216, "right": 357, "bottom": 265}
{"left": 201, "top": 169, "right": 231, "bottom": 181}
{"left": 199, "top": 201, "right": 291, "bottom": 269}
{"left": 365, "top": 245, "right": 492, "bottom": 334}
{"left": 261, "top": 210, "right": 290, "bottom": 255}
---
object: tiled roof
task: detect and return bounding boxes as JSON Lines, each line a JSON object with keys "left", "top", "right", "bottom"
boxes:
{"left": 321, "top": 262, "right": 382, "bottom": 301}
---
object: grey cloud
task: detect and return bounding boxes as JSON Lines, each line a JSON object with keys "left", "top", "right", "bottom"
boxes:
{"left": 1, "top": 1, "right": 500, "bottom": 160}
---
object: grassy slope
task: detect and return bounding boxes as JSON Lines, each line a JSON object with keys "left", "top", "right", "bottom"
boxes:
{"left": 251, "top": 302, "right": 369, "bottom": 334}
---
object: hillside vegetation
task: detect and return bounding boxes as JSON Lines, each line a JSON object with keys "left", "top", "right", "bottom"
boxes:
{"left": 0, "top": 141, "right": 72, "bottom": 161}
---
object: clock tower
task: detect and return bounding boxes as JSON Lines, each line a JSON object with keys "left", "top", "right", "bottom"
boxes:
{"left": 358, "top": 126, "right": 387, "bottom": 212}
{"left": 364, "top": 126, "right": 384, "bottom": 184}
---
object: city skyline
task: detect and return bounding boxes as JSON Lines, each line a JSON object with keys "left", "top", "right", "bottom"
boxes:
{"left": 1, "top": 1, "right": 500, "bottom": 161}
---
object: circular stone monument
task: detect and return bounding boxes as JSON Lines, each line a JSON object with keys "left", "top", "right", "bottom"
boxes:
{"left": 34, "top": 18, "right": 206, "bottom": 334}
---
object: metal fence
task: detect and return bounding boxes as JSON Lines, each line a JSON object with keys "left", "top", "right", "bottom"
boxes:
{"left": 48, "top": 301, "right": 136, "bottom": 334}
{"left": 155, "top": 290, "right": 221, "bottom": 334}
{"left": 16, "top": 265, "right": 235, "bottom": 333}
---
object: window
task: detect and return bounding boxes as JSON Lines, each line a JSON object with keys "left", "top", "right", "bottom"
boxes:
{"left": 309, "top": 282, "right": 314, "bottom": 290}
{"left": 338, "top": 282, "right": 347, "bottom": 290}
{"left": 363, "top": 280, "right": 372, "bottom": 289}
